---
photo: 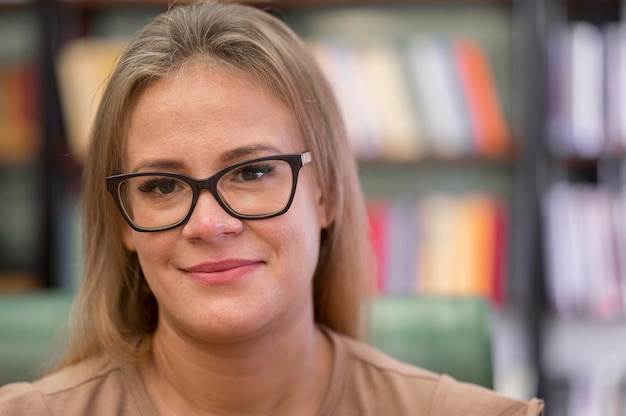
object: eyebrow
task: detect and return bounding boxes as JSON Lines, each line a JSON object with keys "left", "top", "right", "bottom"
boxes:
{"left": 132, "top": 160, "right": 185, "bottom": 173}
{"left": 130, "top": 144, "right": 284, "bottom": 173}
{"left": 219, "top": 144, "right": 282, "bottom": 164}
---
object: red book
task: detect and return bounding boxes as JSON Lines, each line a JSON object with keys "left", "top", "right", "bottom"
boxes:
{"left": 491, "top": 199, "right": 509, "bottom": 307}
{"left": 367, "top": 200, "right": 390, "bottom": 295}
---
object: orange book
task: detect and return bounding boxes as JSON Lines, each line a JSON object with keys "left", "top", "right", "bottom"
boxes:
{"left": 453, "top": 38, "right": 510, "bottom": 157}
{"left": 452, "top": 195, "right": 496, "bottom": 299}
{"left": 0, "top": 69, "right": 12, "bottom": 155}
{"left": 0, "top": 63, "right": 40, "bottom": 160}
{"left": 15, "top": 64, "right": 41, "bottom": 158}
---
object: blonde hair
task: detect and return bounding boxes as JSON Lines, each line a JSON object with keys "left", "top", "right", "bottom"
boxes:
{"left": 59, "top": 0, "right": 374, "bottom": 367}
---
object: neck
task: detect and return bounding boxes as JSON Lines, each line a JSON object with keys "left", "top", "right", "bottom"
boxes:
{"left": 140, "top": 314, "right": 333, "bottom": 416}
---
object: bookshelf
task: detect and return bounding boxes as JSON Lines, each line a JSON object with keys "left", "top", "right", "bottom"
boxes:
{"left": 0, "top": 5, "right": 43, "bottom": 291}
{"left": 0, "top": 0, "right": 544, "bottom": 402}
{"left": 538, "top": 0, "right": 626, "bottom": 414}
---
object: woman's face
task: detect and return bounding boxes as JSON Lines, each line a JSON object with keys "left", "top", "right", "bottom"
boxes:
{"left": 121, "top": 62, "right": 329, "bottom": 343}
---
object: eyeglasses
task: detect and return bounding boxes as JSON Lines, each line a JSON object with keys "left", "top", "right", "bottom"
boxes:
{"left": 106, "top": 152, "right": 312, "bottom": 232}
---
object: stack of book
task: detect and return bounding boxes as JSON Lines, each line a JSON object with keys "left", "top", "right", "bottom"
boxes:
{"left": 548, "top": 21, "right": 626, "bottom": 158}
{"left": 367, "top": 193, "right": 508, "bottom": 305}
{"left": 54, "top": 35, "right": 510, "bottom": 163}
{"left": 309, "top": 36, "right": 511, "bottom": 161}
{"left": 546, "top": 363, "right": 626, "bottom": 416}
{"left": 543, "top": 182, "right": 626, "bottom": 318}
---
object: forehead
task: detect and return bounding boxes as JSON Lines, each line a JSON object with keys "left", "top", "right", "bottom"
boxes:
{"left": 122, "top": 62, "right": 304, "bottom": 171}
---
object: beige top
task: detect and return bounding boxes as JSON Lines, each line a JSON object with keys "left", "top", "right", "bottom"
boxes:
{"left": 0, "top": 327, "right": 544, "bottom": 415}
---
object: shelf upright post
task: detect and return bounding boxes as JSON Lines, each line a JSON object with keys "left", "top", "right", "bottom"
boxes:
{"left": 512, "top": 0, "right": 549, "bottom": 400}
{"left": 36, "top": 0, "right": 63, "bottom": 288}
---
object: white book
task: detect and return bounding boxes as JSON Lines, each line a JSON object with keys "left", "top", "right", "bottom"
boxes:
{"left": 582, "top": 187, "right": 620, "bottom": 317}
{"left": 355, "top": 42, "right": 423, "bottom": 161}
{"left": 543, "top": 183, "right": 586, "bottom": 314}
{"left": 385, "top": 198, "right": 419, "bottom": 295}
{"left": 308, "top": 40, "right": 381, "bottom": 160}
{"left": 570, "top": 22, "right": 605, "bottom": 157}
{"left": 405, "top": 36, "right": 471, "bottom": 158}
{"left": 334, "top": 42, "right": 387, "bottom": 159}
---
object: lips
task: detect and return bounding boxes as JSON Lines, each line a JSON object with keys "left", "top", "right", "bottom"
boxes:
{"left": 181, "top": 259, "right": 262, "bottom": 285}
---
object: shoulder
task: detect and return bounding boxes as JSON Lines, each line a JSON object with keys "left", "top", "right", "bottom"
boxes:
{"left": 339, "top": 330, "right": 442, "bottom": 389}
{"left": 0, "top": 355, "right": 154, "bottom": 416}
{"left": 432, "top": 376, "right": 545, "bottom": 416}
{"left": 323, "top": 327, "right": 544, "bottom": 416}
{"left": 0, "top": 382, "right": 49, "bottom": 416}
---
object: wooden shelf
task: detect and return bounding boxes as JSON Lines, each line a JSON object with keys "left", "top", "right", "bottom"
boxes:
{"left": 358, "top": 155, "right": 515, "bottom": 169}
{"left": 54, "top": 0, "right": 512, "bottom": 10}
{"left": 0, "top": 272, "right": 41, "bottom": 292}
{"left": 0, "top": 1, "right": 33, "bottom": 10}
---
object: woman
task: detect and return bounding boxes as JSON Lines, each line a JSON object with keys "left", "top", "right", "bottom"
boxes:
{"left": 0, "top": 1, "right": 543, "bottom": 414}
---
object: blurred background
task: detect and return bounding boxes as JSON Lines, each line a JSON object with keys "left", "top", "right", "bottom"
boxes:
{"left": 0, "top": 0, "right": 624, "bottom": 414}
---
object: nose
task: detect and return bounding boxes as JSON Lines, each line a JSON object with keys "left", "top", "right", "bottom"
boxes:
{"left": 181, "top": 190, "right": 244, "bottom": 241}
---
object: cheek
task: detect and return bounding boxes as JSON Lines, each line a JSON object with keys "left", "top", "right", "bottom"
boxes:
{"left": 275, "top": 202, "right": 322, "bottom": 272}
{"left": 265, "top": 223, "right": 320, "bottom": 294}
{"left": 131, "top": 234, "right": 176, "bottom": 276}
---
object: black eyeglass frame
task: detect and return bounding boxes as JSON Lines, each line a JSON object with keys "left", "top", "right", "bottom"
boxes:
{"left": 106, "top": 152, "right": 312, "bottom": 232}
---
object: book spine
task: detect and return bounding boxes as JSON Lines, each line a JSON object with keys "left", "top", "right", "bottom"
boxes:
{"left": 453, "top": 38, "right": 510, "bottom": 157}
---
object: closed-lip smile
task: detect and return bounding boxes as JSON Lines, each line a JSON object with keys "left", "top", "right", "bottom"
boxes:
{"left": 181, "top": 259, "right": 263, "bottom": 285}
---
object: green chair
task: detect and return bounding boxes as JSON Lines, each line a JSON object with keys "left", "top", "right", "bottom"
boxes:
{"left": 0, "top": 290, "right": 73, "bottom": 385}
{"left": 367, "top": 295, "right": 493, "bottom": 388}
{"left": 0, "top": 292, "right": 493, "bottom": 389}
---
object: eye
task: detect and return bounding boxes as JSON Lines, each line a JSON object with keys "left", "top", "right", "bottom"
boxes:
{"left": 233, "top": 162, "right": 274, "bottom": 182}
{"left": 138, "top": 177, "right": 183, "bottom": 194}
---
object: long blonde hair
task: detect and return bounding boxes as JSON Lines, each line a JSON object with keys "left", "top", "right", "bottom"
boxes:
{"left": 59, "top": 0, "right": 374, "bottom": 367}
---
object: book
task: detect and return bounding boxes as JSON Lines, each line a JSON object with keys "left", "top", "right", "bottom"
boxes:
{"left": 354, "top": 42, "right": 424, "bottom": 161}
{"left": 417, "top": 194, "right": 460, "bottom": 295}
{"left": 452, "top": 194, "right": 496, "bottom": 298}
{"left": 55, "top": 38, "right": 126, "bottom": 163}
{"left": 308, "top": 39, "right": 385, "bottom": 160}
{"left": 367, "top": 199, "right": 391, "bottom": 294}
{"left": 405, "top": 36, "right": 472, "bottom": 158}
{"left": 385, "top": 198, "right": 420, "bottom": 295}
{"left": 543, "top": 182, "right": 588, "bottom": 314}
{"left": 569, "top": 22, "right": 605, "bottom": 157}
{"left": 580, "top": 187, "right": 621, "bottom": 317}
{"left": 544, "top": 183, "right": 625, "bottom": 317}
{"left": 453, "top": 38, "right": 510, "bottom": 157}
{"left": 491, "top": 198, "right": 508, "bottom": 306}
{"left": 0, "top": 61, "right": 40, "bottom": 161}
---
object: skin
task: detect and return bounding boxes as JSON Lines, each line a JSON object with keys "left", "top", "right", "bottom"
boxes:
{"left": 121, "top": 61, "right": 333, "bottom": 415}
